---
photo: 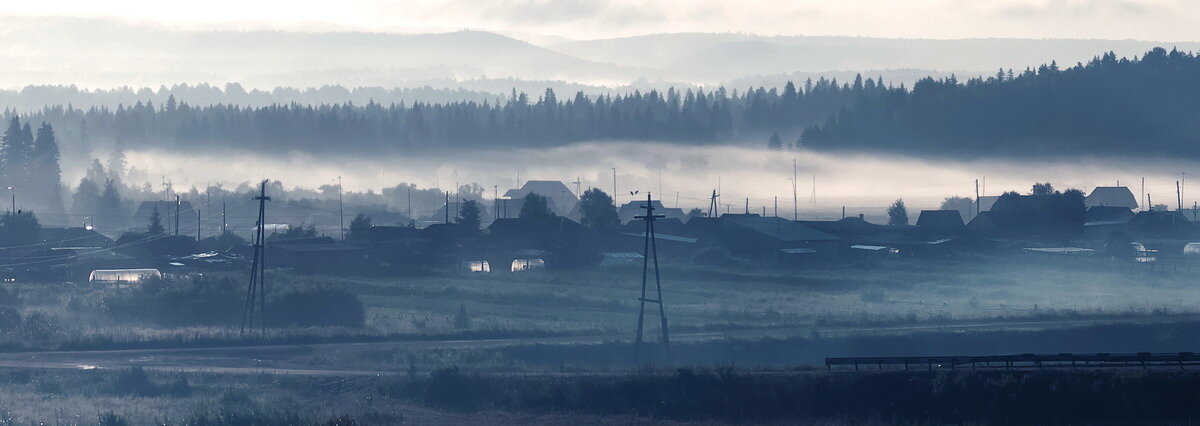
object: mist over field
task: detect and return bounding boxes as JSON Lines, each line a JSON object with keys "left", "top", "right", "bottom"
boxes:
{"left": 4, "top": 2, "right": 1200, "bottom": 424}
{"left": 120, "top": 141, "right": 1199, "bottom": 216}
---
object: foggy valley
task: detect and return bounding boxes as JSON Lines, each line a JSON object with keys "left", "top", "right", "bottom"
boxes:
{"left": 2, "top": 1, "right": 1200, "bottom": 424}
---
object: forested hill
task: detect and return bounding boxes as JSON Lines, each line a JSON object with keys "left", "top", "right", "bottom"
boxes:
{"left": 19, "top": 78, "right": 872, "bottom": 153}
{"left": 800, "top": 47, "right": 1200, "bottom": 158}
{"left": 11, "top": 48, "right": 1198, "bottom": 157}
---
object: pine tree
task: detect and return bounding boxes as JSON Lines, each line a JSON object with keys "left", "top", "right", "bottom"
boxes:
{"left": 32, "top": 122, "right": 63, "bottom": 212}
{"left": 147, "top": 207, "right": 164, "bottom": 235}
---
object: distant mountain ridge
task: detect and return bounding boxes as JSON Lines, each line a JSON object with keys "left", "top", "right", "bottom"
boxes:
{"left": 5, "top": 16, "right": 1200, "bottom": 93}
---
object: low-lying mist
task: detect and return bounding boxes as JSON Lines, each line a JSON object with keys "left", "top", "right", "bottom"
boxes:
{"left": 121, "top": 141, "right": 1199, "bottom": 218}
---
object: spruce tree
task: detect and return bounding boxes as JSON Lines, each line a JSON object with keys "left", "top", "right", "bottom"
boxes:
{"left": 72, "top": 178, "right": 100, "bottom": 218}
{"left": 107, "top": 139, "right": 127, "bottom": 184}
{"left": 348, "top": 213, "right": 371, "bottom": 239}
{"left": 32, "top": 123, "right": 63, "bottom": 212}
{"left": 0, "top": 117, "right": 19, "bottom": 187}
{"left": 767, "top": 132, "right": 783, "bottom": 150}
{"left": 887, "top": 199, "right": 909, "bottom": 226}
{"left": 147, "top": 207, "right": 164, "bottom": 235}
{"left": 97, "top": 178, "right": 122, "bottom": 230}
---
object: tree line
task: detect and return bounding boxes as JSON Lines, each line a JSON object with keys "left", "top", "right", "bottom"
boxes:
{"left": 799, "top": 47, "right": 1200, "bottom": 157}
{"left": 17, "top": 77, "right": 885, "bottom": 153}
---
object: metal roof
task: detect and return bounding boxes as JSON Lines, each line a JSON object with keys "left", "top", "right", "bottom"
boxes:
{"left": 851, "top": 245, "right": 892, "bottom": 251}
{"left": 620, "top": 232, "right": 699, "bottom": 243}
{"left": 1022, "top": 247, "right": 1094, "bottom": 255}
{"left": 600, "top": 252, "right": 644, "bottom": 258}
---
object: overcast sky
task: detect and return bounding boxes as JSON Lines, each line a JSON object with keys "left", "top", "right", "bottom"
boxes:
{"left": 1, "top": 0, "right": 1195, "bottom": 42}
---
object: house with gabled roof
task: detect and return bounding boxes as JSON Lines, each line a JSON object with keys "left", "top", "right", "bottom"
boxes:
{"left": 502, "top": 180, "right": 578, "bottom": 217}
{"left": 1086, "top": 186, "right": 1138, "bottom": 209}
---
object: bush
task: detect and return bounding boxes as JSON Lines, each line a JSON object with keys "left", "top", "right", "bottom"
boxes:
{"left": 20, "top": 311, "right": 61, "bottom": 345}
{"left": 0, "top": 307, "right": 19, "bottom": 335}
{"left": 94, "top": 273, "right": 365, "bottom": 328}
{"left": 97, "top": 412, "right": 128, "bottom": 426}
{"left": 99, "top": 275, "right": 242, "bottom": 326}
{"left": 453, "top": 305, "right": 471, "bottom": 329}
{"left": 112, "top": 366, "right": 157, "bottom": 396}
{"left": 267, "top": 285, "right": 364, "bottom": 328}
{"left": 417, "top": 367, "right": 490, "bottom": 411}
{"left": 0, "top": 287, "right": 18, "bottom": 306}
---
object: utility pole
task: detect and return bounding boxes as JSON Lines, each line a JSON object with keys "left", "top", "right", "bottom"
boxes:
{"left": 811, "top": 174, "right": 816, "bottom": 206}
{"left": 1178, "top": 181, "right": 1183, "bottom": 211}
{"left": 241, "top": 180, "right": 270, "bottom": 337}
{"left": 1142, "top": 177, "right": 1146, "bottom": 211}
{"left": 744, "top": 198, "right": 749, "bottom": 214}
{"left": 196, "top": 209, "right": 201, "bottom": 241}
{"left": 707, "top": 190, "right": 718, "bottom": 218}
{"left": 174, "top": 195, "right": 181, "bottom": 236}
{"left": 444, "top": 192, "right": 450, "bottom": 224}
{"left": 572, "top": 177, "right": 581, "bottom": 197}
{"left": 634, "top": 192, "right": 669, "bottom": 348}
{"left": 407, "top": 185, "right": 412, "bottom": 221}
{"left": 975, "top": 179, "right": 980, "bottom": 220}
{"left": 658, "top": 171, "right": 662, "bottom": 200}
{"left": 792, "top": 159, "right": 798, "bottom": 220}
{"left": 337, "top": 176, "right": 345, "bottom": 240}
{"left": 774, "top": 196, "right": 778, "bottom": 217}
{"left": 494, "top": 185, "right": 499, "bottom": 222}
{"left": 222, "top": 202, "right": 227, "bottom": 235}
{"left": 611, "top": 168, "right": 617, "bottom": 205}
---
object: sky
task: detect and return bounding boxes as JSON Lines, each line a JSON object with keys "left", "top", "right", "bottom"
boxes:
{"left": 0, "top": 0, "right": 1195, "bottom": 42}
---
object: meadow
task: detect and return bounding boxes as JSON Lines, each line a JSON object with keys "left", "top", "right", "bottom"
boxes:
{"left": 0, "top": 255, "right": 1196, "bottom": 352}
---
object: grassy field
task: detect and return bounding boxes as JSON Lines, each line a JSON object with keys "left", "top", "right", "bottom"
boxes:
{"left": 0, "top": 257, "right": 1196, "bottom": 423}
{"left": 341, "top": 257, "right": 1200, "bottom": 337}
{"left": 5, "top": 363, "right": 1200, "bottom": 424}
{"left": 0, "top": 256, "right": 1196, "bottom": 352}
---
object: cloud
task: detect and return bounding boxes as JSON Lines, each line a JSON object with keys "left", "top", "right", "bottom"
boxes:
{"left": 481, "top": 0, "right": 662, "bottom": 26}
{"left": 991, "top": 0, "right": 1149, "bottom": 18}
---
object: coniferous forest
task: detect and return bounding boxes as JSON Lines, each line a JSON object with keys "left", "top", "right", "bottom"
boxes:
{"left": 5, "top": 48, "right": 1199, "bottom": 159}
